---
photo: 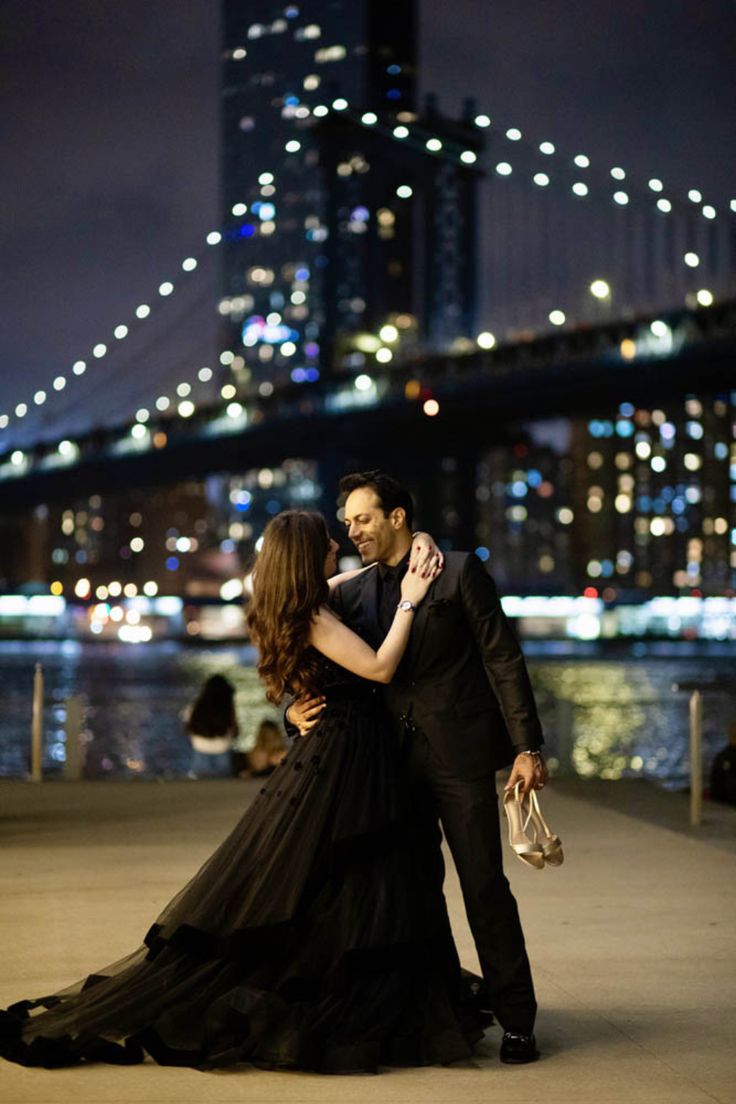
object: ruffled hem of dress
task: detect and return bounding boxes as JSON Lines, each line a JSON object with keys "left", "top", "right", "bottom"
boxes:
{"left": 0, "top": 1006, "right": 145, "bottom": 1068}
{"left": 1, "top": 989, "right": 484, "bottom": 1073}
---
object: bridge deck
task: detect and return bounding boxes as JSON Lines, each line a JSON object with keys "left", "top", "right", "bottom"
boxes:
{"left": 1, "top": 777, "right": 734, "bottom": 1103}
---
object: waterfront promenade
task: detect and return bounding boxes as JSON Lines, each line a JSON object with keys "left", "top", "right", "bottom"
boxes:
{"left": 1, "top": 777, "right": 734, "bottom": 1104}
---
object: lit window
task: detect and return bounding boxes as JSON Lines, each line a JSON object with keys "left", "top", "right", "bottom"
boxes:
{"left": 296, "top": 23, "right": 321, "bottom": 40}
{"left": 315, "top": 44, "right": 346, "bottom": 63}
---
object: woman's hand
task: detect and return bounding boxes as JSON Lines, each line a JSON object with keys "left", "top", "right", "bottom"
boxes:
{"left": 400, "top": 560, "right": 441, "bottom": 606}
{"left": 409, "top": 532, "right": 444, "bottom": 578}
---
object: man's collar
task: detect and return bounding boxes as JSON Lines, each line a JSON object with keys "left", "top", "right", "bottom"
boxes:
{"left": 378, "top": 549, "right": 411, "bottom": 581}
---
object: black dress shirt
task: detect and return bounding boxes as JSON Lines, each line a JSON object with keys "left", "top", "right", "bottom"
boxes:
{"left": 376, "top": 553, "right": 411, "bottom": 635}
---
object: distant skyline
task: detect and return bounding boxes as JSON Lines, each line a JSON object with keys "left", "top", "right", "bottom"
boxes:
{"left": 1, "top": 0, "right": 734, "bottom": 444}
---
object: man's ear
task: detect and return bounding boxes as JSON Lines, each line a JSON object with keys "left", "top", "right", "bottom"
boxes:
{"left": 390, "top": 507, "right": 406, "bottom": 530}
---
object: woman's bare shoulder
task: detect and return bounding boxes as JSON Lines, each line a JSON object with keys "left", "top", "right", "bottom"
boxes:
{"left": 313, "top": 604, "right": 340, "bottom": 625}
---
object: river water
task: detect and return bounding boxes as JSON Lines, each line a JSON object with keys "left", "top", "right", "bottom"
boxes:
{"left": 1, "top": 640, "right": 734, "bottom": 787}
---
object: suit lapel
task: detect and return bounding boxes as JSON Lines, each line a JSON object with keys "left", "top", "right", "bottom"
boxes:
{"left": 358, "top": 564, "right": 382, "bottom": 648}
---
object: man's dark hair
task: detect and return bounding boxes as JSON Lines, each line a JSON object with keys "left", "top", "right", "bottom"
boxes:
{"left": 338, "top": 469, "right": 414, "bottom": 529}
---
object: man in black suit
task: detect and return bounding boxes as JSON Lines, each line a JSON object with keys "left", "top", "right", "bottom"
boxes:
{"left": 288, "top": 470, "right": 548, "bottom": 1063}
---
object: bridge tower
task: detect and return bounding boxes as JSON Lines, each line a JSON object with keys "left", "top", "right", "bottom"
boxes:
{"left": 220, "top": 1, "right": 484, "bottom": 534}
{"left": 221, "top": 1, "right": 482, "bottom": 383}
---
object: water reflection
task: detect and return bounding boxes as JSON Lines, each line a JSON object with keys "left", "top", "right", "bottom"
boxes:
{"left": 0, "top": 642, "right": 733, "bottom": 786}
{"left": 0, "top": 641, "right": 280, "bottom": 779}
{"left": 531, "top": 657, "right": 734, "bottom": 786}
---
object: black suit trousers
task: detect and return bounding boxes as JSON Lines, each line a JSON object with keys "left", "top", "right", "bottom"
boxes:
{"left": 402, "top": 724, "right": 537, "bottom": 1035}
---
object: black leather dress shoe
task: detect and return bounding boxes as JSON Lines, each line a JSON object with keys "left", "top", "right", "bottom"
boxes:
{"left": 500, "top": 1031, "right": 538, "bottom": 1063}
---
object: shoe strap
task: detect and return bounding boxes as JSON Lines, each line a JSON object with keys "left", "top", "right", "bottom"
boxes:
{"left": 513, "top": 781, "right": 535, "bottom": 835}
{"left": 528, "top": 787, "right": 554, "bottom": 838}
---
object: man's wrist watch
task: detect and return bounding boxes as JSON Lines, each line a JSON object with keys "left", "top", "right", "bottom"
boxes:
{"left": 397, "top": 600, "right": 417, "bottom": 613}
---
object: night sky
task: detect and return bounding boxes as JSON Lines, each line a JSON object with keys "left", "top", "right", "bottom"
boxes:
{"left": 1, "top": 0, "right": 734, "bottom": 447}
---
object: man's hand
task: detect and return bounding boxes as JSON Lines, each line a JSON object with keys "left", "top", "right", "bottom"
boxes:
{"left": 504, "top": 752, "right": 549, "bottom": 796}
{"left": 286, "top": 695, "right": 326, "bottom": 736}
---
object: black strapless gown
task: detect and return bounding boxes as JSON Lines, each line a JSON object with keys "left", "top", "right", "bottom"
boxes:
{"left": 0, "top": 659, "right": 483, "bottom": 1073}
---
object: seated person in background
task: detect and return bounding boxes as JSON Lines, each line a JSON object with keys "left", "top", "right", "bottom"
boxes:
{"left": 710, "top": 721, "right": 736, "bottom": 806}
{"left": 183, "top": 674, "right": 239, "bottom": 778}
{"left": 245, "top": 718, "right": 288, "bottom": 778}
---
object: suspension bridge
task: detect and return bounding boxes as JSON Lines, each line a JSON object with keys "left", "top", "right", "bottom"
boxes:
{"left": 1, "top": 3, "right": 735, "bottom": 515}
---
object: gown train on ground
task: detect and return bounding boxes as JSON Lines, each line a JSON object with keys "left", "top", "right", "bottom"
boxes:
{"left": 0, "top": 664, "right": 483, "bottom": 1073}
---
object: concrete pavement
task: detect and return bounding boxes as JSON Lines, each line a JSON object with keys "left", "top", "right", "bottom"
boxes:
{"left": 1, "top": 777, "right": 734, "bottom": 1104}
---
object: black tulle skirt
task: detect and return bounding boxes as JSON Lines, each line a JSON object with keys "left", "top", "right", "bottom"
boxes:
{"left": 0, "top": 689, "right": 483, "bottom": 1073}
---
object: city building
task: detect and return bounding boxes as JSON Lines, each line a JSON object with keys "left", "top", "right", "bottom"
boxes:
{"left": 219, "top": 0, "right": 482, "bottom": 396}
{"left": 569, "top": 392, "right": 735, "bottom": 597}
{"left": 2, "top": 4, "right": 734, "bottom": 618}
{"left": 474, "top": 430, "right": 575, "bottom": 594}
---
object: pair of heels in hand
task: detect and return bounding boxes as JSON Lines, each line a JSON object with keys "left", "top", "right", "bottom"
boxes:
{"left": 503, "top": 781, "right": 564, "bottom": 869}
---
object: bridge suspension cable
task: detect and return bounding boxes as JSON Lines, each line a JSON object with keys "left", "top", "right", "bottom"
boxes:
{"left": 4, "top": 16, "right": 734, "bottom": 448}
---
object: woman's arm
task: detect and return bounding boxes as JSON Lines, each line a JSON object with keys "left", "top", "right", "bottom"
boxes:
{"left": 327, "top": 566, "right": 369, "bottom": 591}
{"left": 326, "top": 532, "right": 443, "bottom": 591}
{"left": 309, "top": 606, "right": 415, "bottom": 683}
{"left": 309, "top": 567, "right": 438, "bottom": 683}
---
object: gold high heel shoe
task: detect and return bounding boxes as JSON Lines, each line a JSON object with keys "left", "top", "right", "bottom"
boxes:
{"left": 526, "top": 788, "right": 564, "bottom": 866}
{"left": 503, "top": 783, "right": 545, "bottom": 869}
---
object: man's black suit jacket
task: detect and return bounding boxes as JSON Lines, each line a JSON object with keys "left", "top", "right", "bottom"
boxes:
{"left": 329, "top": 551, "right": 544, "bottom": 777}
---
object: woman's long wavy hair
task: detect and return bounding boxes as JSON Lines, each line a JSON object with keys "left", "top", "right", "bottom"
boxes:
{"left": 247, "top": 510, "right": 330, "bottom": 704}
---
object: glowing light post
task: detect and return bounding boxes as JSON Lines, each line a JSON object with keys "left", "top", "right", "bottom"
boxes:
{"left": 669, "top": 679, "right": 736, "bottom": 827}
{"left": 689, "top": 689, "right": 703, "bottom": 828}
{"left": 30, "top": 662, "right": 44, "bottom": 782}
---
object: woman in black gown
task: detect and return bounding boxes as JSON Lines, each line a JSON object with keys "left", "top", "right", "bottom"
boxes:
{"left": 0, "top": 510, "right": 483, "bottom": 1073}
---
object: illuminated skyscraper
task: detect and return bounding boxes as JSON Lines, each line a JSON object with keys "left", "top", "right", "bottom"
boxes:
{"left": 220, "top": 0, "right": 482, "bottom": 401}
{"left": 474, "top": 436, "right": 575, "bottom": 594}
{"left": 569, "top": 394, "right": 735, "bottom": 596}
